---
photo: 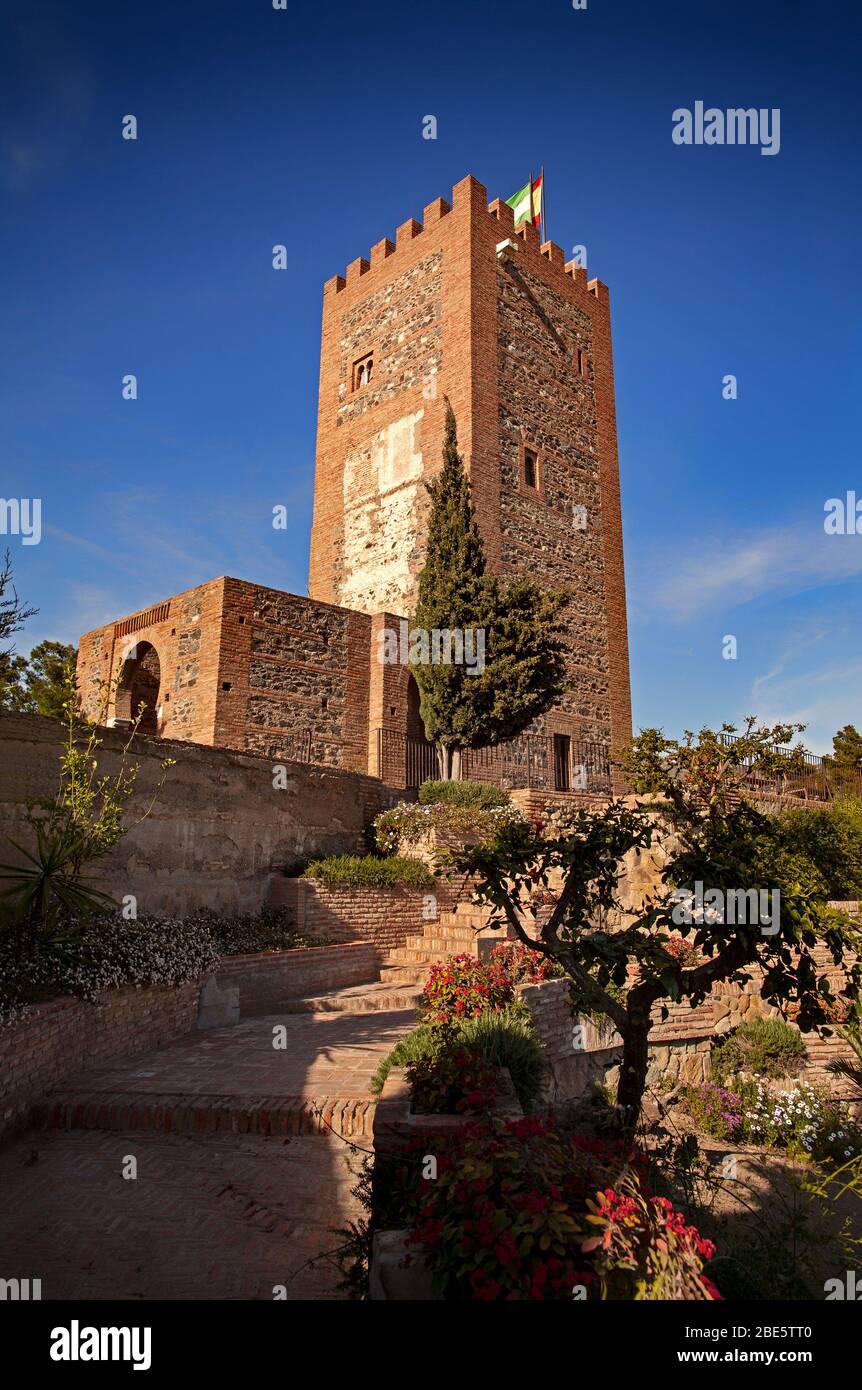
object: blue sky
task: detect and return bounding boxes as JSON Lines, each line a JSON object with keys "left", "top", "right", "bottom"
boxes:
{"left": 1, "top": 0, "right": 860, "bottom": 753}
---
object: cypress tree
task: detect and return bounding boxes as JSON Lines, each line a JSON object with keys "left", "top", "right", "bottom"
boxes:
{"left": 412, "top": 401, "right": 568, "bottom": 778}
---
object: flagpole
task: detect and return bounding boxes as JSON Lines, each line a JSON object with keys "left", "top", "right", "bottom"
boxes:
{"left": 540, "top": 164, "right": 546, "bottom": 243}
{"left": 528, "top": 171, "right": 533, "bottom": 233}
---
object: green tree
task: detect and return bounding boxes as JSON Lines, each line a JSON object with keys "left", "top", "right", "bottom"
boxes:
{"left": 829, "top": 724, "right": 862, "bottom": 795}
{"left": 833, "top": 725, "right": 862, "bottom": 771}
{"left": 450, "top": 718, "right": 862, "bottom": 1133}
{"left": 0, "top": 550, "right": 37, "bottom": 707}
{"left": 0, "top": 651, "right": 30, "bottom": 710}
{"left": 412, "top": 402, "right": 568, "bottom": 778}
{"left": 15, "top": 640, "right": 78, "bottom": 718}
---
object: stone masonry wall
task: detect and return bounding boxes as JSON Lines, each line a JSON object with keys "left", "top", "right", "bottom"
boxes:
{"left": 517, "top": 956, "right": 860, "bottom": 1107}
{"left": 78, "top": 579, "right": 375, "bottom": 775}
{"left": 309, "top": 174, "right": 632, "bottom": 779}
{"left": 0, "top": 712, "right": 399, "bottom": 917}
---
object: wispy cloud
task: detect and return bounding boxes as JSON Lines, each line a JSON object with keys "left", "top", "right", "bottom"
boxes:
{"left": 653, "top": 523, "right": 862, "bottom": 620}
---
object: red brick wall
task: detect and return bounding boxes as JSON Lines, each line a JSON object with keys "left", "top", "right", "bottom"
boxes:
{"left": 0, "top": 982, "right": 200, "bottom": 1143}
{"left": 77, "top": 580, "right": 376, "bottom": 774}
{"left": 0, "top": 943, "right": 384, "bottom": 1144}
{"left": 273, "top": 878, "right": 457, "bottom": 951}
{"left": 213, "top": 941, "right": 382, "bottom": 1013}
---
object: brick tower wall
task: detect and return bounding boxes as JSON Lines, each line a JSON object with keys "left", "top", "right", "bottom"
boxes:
{"left": 77, "top": 578, "right": 227, "bottom": 745}
{"left": 308, "top": 174, "right": 632, "bottom": 757}
{"left": 77, "top": 579, "right": 374, "bottom": 774}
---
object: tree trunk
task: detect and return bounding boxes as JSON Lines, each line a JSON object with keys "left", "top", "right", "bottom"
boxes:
{"left": 615, "top": 988, "right": 657, "bottom": 1135}
{"left": 436, "top": 745, "right": 462, "bottom": 780}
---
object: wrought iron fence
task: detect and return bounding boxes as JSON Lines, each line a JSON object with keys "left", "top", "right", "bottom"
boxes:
{"left": 717, "top": 732, "right": 861, "bottom": 803}
{"left": 376, "top": 728, "right": 612, "bottom": 792}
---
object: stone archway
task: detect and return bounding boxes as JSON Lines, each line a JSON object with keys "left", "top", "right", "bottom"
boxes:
{"left": 115, "top": 640, "right": 162, "bottom": 736}
{"left": 405, "top": 673, "right": 427, "bottom": 742}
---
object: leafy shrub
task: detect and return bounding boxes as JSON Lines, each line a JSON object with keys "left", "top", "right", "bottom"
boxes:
{"left": 372, "top": 1007, "right": 546, "bottom": 1112}
{"left": 303, "top": 854, "right": 434, "bottom": 889}
{"left": 373, "top": 801, "right": 524, "bottom": 854}
{"left": 681, "top": 1079, "right": 862, "bottom": 1164}
{"left": 370, "top": 1022, "right": 444, "bottom": 1096}
{"left": 774, "top": 801, "right": 862, "bottom": 901}
{"left": 710, "top": 1017, "right": 808, "bottom": 1084}
{"left": 678, "top": 1082, "right": 744, "bottom": 1142}
{"left": 397, "top": 1118, "right": 720, "bottom": 1300}
{"left": 419, "top": 953, "right": 516, "bottom": 1022}
{"left": 455, "top": 1006, "right": 547, "bottom": 1110}
{"left": 0, "top": 913, "right": 220, "bottom": 1025}
{"left": 737, "top": 1080, "right": 862, "bottom": 1163}
{"left": 488, "top": 939, "right": 564, "bottom": 983}
{"left": 407, "top": 1043, "right": 498, "bottom": 1115}
{"left": 185, "top": 905, "right": 325, "bottom": 955}
{"left": 418, "top": 779, "right": 509, "bottom": 809}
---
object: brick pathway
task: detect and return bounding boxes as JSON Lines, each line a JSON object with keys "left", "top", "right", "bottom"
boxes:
{"left": 0, "top": 1003, "right": 415, "bottom": 1299}
{"left": 0, "top": 1129, "right": 364, "bottom": 1299}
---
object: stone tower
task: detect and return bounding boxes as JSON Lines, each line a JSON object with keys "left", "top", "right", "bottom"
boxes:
{"left": 309, "top": 173, "right": 632, "bottom": 760}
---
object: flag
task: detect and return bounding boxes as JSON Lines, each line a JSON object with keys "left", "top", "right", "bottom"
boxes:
{"left": 505, "top": 173, "right": 543, "bottom": 230}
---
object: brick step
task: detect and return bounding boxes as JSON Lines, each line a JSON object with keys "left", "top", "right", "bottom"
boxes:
{"left": 415, "top": 924, "right": 494, "bottom": 941}
{"left": 437, "top": 911, "right": 493, "bottom": 927}
{"left": 386, "top": 946, "right": 460, "bottom": 964}
{"left": 31, "top": 1091, "right": 376, "bottom": 1139}
{"left": 284, "top": 982, "right": 422, "bottom": 1014}
{"left": 402, "top": 934, "right": 488, "bottom": 955}
{"left": 378, "top": 964, "right": 428, "bottom": 986}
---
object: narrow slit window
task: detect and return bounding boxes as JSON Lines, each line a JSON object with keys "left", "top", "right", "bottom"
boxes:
{"left": 524, "top": 449, "right": 538, "bottom": 489}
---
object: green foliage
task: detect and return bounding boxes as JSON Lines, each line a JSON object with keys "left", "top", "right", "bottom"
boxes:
{"left": 411, "top": 402, "right": 568, "bottom": 774}
{"left": 0, "top": 912, "right": 221, "bottom": 1026}
{"left": 10, "top": 640, "right": 78, "bottom": 718}
{"left": 455, "top": 1006, "right": 548, "bottom": 1110}
{"left": 0, "top": 549, "right": 37, "bottom": 660}
{"left": 303, "top": 853, "right": 434, "bottom": 889}
{"left": 828, "top": 1019, "right": 862, "bottom": 1097}
{"left": 183, "top": 905, "right": 326, "bottom": 955}
{"left": 395, "top": 1119, "right": 720, "bottom": 1300}
{"left": 418, "top": 778, "right": 509, "bottom": 809}
{"left": 372, "top": 1006, "right": 547, "bottom": 1112}
{"left": 831, "top": 723, "right": 862, "bottom": 777}
{"left": 373, "top": 799, "right": 524, "bottom": 853}
{"left": 681, "top": 1079, "right": 862, "bottom": 1165}
{"left": 710, "top": 1017, "right": 808, "bottom": 1084}
{"left": 774, "top": 800, "right": 862, "bottom": 901}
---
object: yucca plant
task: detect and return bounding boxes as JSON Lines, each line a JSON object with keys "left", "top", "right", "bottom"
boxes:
{"left": 828, "top": 1022, "right": 862, "bottom": 1097}
{"left": 0, "top": 664, "right": 173, "bottom": 959}
{"left": 0, "top": 816, "right": 117, "bottom": 958}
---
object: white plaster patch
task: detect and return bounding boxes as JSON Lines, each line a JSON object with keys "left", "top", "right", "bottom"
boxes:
{"left": 340, "top": 410, "right": 424, "bottom": 614}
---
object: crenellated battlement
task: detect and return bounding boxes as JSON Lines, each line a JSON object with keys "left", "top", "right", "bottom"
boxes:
{"left": 323, "top": 173, "right": 610, "bottom": 310}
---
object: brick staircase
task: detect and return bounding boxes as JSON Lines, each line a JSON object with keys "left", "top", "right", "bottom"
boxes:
{"left": 284, "top": 902, "right": 506, "bottom": 1014}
